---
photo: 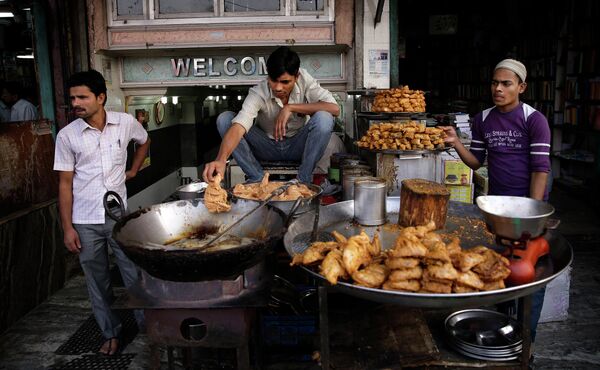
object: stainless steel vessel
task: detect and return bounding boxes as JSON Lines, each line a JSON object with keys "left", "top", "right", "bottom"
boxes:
{"left": 110, "top": 197, "right": 286, "bottom": 281}
{"left": 284, "top": 197, "right": 572, "bottom": 308}
{"left": 176, "top": 181, "right": 208, "bottom": 200}
{"left": 353, "top": 177, "right": 387, "bottom": 225}
{"left": 476, "top": 195, "right": 555, "bottom": 240}
{"left": 343, "top": 175, "right": 373, "bottom": 200}
{"left": 231, "top": 182, "right": 322, "bottom": 216}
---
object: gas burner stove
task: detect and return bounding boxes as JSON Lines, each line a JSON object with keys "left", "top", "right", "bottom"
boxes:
{"left": 126, "top": 262, "right": 269, "bottom": 309}
{"left": 121, "top": 263, "right": 269, "bottom": 370}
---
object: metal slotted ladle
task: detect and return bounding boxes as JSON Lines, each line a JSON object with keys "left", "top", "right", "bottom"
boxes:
{"left": 290, "top": 197, "right": 335, "bottom": 253}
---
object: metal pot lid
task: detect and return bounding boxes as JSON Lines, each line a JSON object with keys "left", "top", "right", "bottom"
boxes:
{"left": 445, "top": 309, "right": 523, "bottom": 350}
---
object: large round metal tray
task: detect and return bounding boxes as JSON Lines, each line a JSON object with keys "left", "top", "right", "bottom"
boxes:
{"left": 356, "top": 112, "right": 427, "bottom": 119}
{"left": 283, "top": 197, "right": 573, "bottom": 308}
{"left": 357, "top": 145, "right": 450, "bottom": 156}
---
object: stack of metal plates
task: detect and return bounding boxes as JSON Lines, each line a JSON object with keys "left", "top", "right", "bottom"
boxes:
{"left": 445, "top": 309, "right": 523, "bottom": 361}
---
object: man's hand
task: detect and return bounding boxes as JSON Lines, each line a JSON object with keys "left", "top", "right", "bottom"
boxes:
{"left": 203, "top": 160, "right": 227, "bottom": 182}
{"left": 63, "top": 226, "right": 82, "bottom": 254}
{"left": 274, "top": 105, "right": 292, "bottom": 141}
{"left": 439, "top": 126, "right": 460, "bottom": 147}
{"left": 125, "top": 169, "right": 137, "bottom": 180}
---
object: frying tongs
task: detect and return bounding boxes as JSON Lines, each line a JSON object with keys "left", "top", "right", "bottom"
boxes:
{"left": 200, "top": 179, "right": 300, "bottom": 251}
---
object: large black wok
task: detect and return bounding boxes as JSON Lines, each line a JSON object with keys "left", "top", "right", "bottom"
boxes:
{"left": 105, "top": 192, "right": 286, "bottom": 282}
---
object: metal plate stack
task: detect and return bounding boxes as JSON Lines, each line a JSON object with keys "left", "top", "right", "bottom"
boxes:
{"left": 445, "top": 309, "right": 523, "bottom": 361}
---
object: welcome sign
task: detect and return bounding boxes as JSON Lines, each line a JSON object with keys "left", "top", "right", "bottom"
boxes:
{"left": 121, "top": 52, "right": 344, "bottom": 86}
{"left": 170, "top": 56, "right": 268, "bottom": 77}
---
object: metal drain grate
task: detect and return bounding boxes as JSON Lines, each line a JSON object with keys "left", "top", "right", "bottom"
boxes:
{"left": 51, "top": 353, "right": 135, "bottom": 370}
{"left": 55, "top": 310, "right": 138, "bottom": 355}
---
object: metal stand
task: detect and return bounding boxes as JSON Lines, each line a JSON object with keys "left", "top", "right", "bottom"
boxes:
{"left": 318, "top": 285, "right": 330, "bottom": 370}
{"left": 518, "top": 295, "right": 533, "bottom": 369}
{"left": 318, "top": 284, "right": 534, "bottom": 369}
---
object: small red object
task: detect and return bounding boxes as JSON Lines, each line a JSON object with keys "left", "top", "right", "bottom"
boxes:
{"left": 321, "top": 195, "right": 337, "bottom": 205}
{"left": 503, "top": 237, "right": 550, "bottom": 286}
{"left": 312, "top": 174, "right": 327, "bottom": 185}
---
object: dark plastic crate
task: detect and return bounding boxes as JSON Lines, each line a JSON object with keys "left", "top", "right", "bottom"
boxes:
{"left": 260, "top": 315, "right": 317, "bottom": 347}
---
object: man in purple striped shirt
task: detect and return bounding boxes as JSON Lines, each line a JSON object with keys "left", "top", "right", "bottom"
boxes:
{"left": 442, "top": 59, "right": 551, "bottom": 200}
{"left": 441, "top": 59, "right": 552, "bottom": 351}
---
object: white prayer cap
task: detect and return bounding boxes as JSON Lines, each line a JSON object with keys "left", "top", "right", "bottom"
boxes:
{"left": 494, "top": 59, "right": 527, "bottom": 82}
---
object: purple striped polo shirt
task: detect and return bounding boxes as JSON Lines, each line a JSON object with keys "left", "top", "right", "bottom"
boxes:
{"left": 470, "top": 103, "right": 551, "bottom": 199}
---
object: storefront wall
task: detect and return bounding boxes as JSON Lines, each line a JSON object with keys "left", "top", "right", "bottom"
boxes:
{"left": 87, "top": 0, "right": 354, "bottom": 208}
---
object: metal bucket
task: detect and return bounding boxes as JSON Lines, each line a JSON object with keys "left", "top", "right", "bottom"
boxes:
{"left": 353, "top": 177, "right": 387, "bottom": 225}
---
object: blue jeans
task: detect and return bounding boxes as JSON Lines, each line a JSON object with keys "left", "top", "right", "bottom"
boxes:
{"left": 216, "top": 111, "right": 334, "bottom": 183}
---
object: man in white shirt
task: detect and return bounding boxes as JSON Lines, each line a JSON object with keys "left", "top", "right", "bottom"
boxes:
{"left": 203, "top": 46, "right": 340, "bottom": 183}
{"left": 0, "top": 82, "right": 38, "bottom": 121}
{"left": 54, "top": 70, "right": 150, "bottom": 356}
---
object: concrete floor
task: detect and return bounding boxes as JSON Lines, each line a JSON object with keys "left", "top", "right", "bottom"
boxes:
{"left": 0, "top": 186, "right": 599, "bottom": 369}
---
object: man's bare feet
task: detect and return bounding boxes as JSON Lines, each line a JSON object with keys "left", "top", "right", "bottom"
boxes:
{"left": 98, "top": 337, "right": 120, "bottom": 356}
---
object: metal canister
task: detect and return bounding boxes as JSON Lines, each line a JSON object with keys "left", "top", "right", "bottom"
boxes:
{"left": 354, "top": 177, "right": 387, "bottom": 226}
{"left": 340, "top": 163, "right": 371, "bottom": 183}
{"left": 343, "top": 175, "right": 374, "bottom": 200}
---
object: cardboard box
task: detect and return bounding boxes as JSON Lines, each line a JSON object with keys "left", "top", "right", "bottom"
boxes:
{"left": 473, "top": 166, "right": 489, "bottom": 194}
{"left": 443, "top": 160, "right": 473, "bottom": 185}
{"left": 446, "top": 184, "right": 474, "bottom": 204}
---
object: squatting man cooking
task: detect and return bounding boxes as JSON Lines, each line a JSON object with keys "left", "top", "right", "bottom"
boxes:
{"left": 203, "top": 46, "right": 340, "bottom": 184}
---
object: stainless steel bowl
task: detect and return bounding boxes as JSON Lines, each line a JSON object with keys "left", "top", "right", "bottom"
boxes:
{"left": 476, "top": 195, "right": 555, "bottom": 240}
{"left": 176, "top": 181, "right": 208, "bottom": 200}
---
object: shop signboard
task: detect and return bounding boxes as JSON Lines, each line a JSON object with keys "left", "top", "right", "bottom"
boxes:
{"left": 121, "top": 52, "right": 344, "bottom": 86}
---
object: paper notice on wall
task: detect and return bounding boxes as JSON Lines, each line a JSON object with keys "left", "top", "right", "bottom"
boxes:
{"left": 368, "top": 49, "right": 389, "bottom": 76}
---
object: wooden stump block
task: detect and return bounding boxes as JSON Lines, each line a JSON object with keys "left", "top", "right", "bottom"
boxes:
{"left": 399, "top": 179, "right": 450, "bottom": 229}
